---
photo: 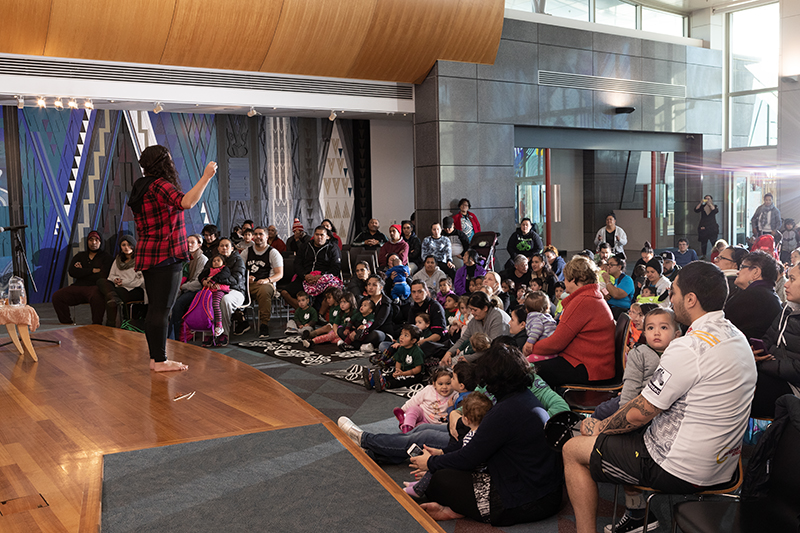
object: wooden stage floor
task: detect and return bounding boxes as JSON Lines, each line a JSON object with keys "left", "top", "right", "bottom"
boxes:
{"left": 0, "top": 325, "right": 442, "bottom": 532}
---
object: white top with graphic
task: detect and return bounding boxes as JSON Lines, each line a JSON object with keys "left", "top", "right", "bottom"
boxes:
{"left": 642, "top": 310, "right": 756, "bottom": 486}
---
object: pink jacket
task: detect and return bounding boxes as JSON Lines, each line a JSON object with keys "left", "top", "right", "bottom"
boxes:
{"left": 402, "top": 385, "right": 458, "bottom": 424}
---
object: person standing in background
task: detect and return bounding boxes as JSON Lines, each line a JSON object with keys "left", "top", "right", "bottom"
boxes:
{"left": 694, "top": 195, "right": 719, "bottom": 258}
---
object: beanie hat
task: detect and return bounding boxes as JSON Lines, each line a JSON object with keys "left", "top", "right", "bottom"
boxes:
{"left": 292, "top": 219, "right": 304, "bottom": 232}
{"left": 87, "top": 230, "right": 102, "bottom": 242}
{"left": 390, "top": 224, "right": 402, "bottom": 235}
{"left": 442, "top": 216, "right": 454, "bottom": 229}
{"left": 646, "top": 258, "right": 663, "bottom": 276}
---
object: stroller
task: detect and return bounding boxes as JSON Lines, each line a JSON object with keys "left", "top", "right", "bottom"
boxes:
{"left": 470, "top": 231, "right": 500, "bottom": 271}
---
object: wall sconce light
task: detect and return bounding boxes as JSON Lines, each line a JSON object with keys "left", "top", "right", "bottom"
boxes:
{"left": 84, "top": 99, "right": 94, "bottom": 110}
{"left": 154, "top": 102, "right": 164, "bottom": 114}
{"left": 68, "top": 98, "right": 78, "bottom": 109}
{"left": 54, "top": 98, "right": 64, "bottom": 110}
{"left": 37, "top": 96, "right": 46, "bottom": 108}
{"left": 247, "top": 106, "right": 258, "bottom": 117}
{"left": 615, "top": 106, "right": 636, "bottom": 114}
{"left": 329, "top": 110, "right": 337, "bottom": 121}
{"left": 16, "top": 96, "right": 24, "bottom": 109}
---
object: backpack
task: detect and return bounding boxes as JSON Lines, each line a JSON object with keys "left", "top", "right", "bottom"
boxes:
{"left": 181, "top": 288, "right": 214, "bottom": 342}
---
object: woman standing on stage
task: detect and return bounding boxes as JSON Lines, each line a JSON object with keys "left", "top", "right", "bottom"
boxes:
{"left": 128, "top": 145, "right": 217, "bottom": 371}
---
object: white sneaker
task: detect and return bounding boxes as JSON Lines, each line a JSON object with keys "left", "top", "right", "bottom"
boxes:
{"left": 360, "top": 343, "right": 375, "bottom": 353}
{"left": 337, "top": 340, "right": 345, "bottom": 347}
{"left": 302, "top": 339, "right": 312, "bottom": 348}
{"left": 337, "top": 416, "right": 364, "bottom": 447}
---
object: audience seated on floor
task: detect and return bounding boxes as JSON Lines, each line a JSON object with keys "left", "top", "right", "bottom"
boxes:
{"left": 52, "top": 230, "right": 113, "bottom": 325}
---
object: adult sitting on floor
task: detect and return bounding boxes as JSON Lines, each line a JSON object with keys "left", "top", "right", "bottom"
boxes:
{"left": 409, "top": 343, "right": 562, "bottom": 526}
{"left": 421, "top": 222, "right": 455, "bottom": 279}
{"left": 352, "top": 218, "right": 387, "bottom": 250}
{"left": 97, "top": 234, "right": 145, "bottom": 327}
{"left": 286, "top": 218, "right": 311, "bottom": 254}
{"left": 52, "top": 230, "right": 113, "bottom": 325}
{"left": 453, "top": 248, "right": 487, "bottom": 295}
{"left": 724, "top": 250, "right": 782, "bottom": 341}
{"left": 563, "top": 261, "right": 756, "bottom": 533}
{"left": 240, "top": 226, "right": 284, "bottom": 338}
{"left": 406, "top": 280, "right": 449, "bottom": 357}
{"left": 530, "top": 256, "right": 615, "bottom": 387}
{"left": 280, "top": 225, "right": 341, "bottom": 310}
{"left": 196, "top": 238, "right": 246, "bottom": 346}
{"left": 751, "top": 262, "right": 800, "bottom": 418}
{"left": 378, "top": 224, "right": 409, "bottom": 269}
{"left": 440, "top": 291, "right": 510, "bottom": 366}
{"left": 501, "top": 254, "right": 532, "bottom": 290}
{"left": 168, "top": 234, "right": 208, "bottom": 340}
{"left": 412, "top": 255, "right": 448, "bottom": 295}
{"left": 342, "top": 274, "right": 394, "bottom": 353}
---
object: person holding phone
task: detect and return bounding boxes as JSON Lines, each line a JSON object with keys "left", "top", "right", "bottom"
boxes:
{"left": 751, "top": 263, "right": 800, "bottom": 418}
{"left": 694, "top": 195, "right": 719, "bottom": 258}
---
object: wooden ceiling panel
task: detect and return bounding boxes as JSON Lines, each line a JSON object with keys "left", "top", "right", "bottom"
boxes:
{"left": 439, "top": 0, "right": 504, "bottom": 64}
{"left": 0, "top": 0, "right": 52, "bottom": 55}
{"left": 260, "top": 0, "right": 378, "bottom": 78}
{"left": 160, "top": 0, "right": 283, "bottom": 71}
{"left": 346, "top": 0, "right": 466, "bottom": 83}
{"left": 44, "top": 0, "right": 176, "bottom": 64}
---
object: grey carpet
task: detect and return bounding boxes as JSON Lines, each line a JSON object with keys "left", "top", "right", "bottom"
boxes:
{"left": 102, "top": 423, "right": 428, "bottom": 533}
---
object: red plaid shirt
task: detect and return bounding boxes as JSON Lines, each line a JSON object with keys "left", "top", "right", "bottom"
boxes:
{"left": 133, "top": 178, "right": 190, "bottom": 271}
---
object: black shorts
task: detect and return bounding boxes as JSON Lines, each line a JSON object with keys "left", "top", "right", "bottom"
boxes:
{"left": 589, "top": 430, "right": 703, "bottom": 493}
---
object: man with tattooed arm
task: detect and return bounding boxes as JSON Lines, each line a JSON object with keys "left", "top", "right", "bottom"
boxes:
{"left": 562, "top": 261, "right": 757, "bottom": 533}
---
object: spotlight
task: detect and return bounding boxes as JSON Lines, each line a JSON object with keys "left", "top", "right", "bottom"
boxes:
{"left": 247, "top": 106, "right": 257, "bottom": 117}
{"left": 615, "top": 106, "right": 635, "bottom": 114}
{"left": 68, "top": 98, "right": 78, "bottom": 109}
{"left": 329, "top": 110, "right": 337, "bottom": 121}
{"left": 37, "top": 97, "right": 46, "bottom": 108}
{"left": 154, "top": 102, "right": 164, "bottom": 114}
{"left": 54, "top": 98, "right": 64, "bottom": 110}
{"left": 84, "top": 99, "right": 94, "bottom": 110}
{"left": 16, "top": 96, "right": 24, "bottom": 109}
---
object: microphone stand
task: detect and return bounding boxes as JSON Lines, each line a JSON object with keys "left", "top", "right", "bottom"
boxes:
{"left": 0, "top": 228, "right": 61, "bottom": 348}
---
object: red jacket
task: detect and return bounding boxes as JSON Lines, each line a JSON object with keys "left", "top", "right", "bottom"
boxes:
{"left": 530, "top": 284, "right": 615, "bottom": 381}
{"left": 453, "top": 212, "right": 481, "bottom": 235}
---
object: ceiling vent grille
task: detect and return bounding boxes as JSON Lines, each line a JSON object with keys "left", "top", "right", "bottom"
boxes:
{"left": 538, "top": 70, "right": 686, "bottom": 98}
{"left": 0, "top": 56, "right": 414, "bottom": 100}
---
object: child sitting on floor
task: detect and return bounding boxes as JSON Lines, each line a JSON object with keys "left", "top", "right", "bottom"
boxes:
{"left": 455, "top": 332, "right": 491, "bottom": 365}
{"left": 448, "top": 295, "right": 471, "bottom": 340}
{"left": 200, "top": 254, "right": 233, "bottom": 344}
{"left": 521, "top": 290, "right": 557, "bottom": 360}
{"left": 392, "top": 368, "right": 458, "bottom": 433}
{"left": 443, "top": 293, "right": 459, "bottom": 326}
{"left": 338, "top": 298, "right": 375, "bottom": 347}
{"left": 436, "top": 278, "right": 455, "bottom": 308}
{"left": 285, "top": 291, "right": 318, "bottom": 335}
{"left": 446, "top": 361, "right": 476, "bottom": 416}
{"left": 364, "top": 324, "right": 426, "bottom": 392}
{"left": 414, "top": 313, "right": 435, "bottom": 342}
{"left": 302, "top": 292, "right": 356, "bottom": 348}
{"left": 386, "top": 255, "right": 411, "bottom": 303}
{"left": 403, "top": 392, "right": 493, "bottom": 498}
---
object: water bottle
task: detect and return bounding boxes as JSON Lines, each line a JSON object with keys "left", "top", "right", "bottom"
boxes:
{"left": 8, "top": 276, "right": 26, "bottom": 307}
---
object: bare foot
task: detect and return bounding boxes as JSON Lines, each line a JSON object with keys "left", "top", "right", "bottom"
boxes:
{"left": 153, "top": 360, "right": 188, "bottom": 372}
{"left": 420, "top": 502, "right": 463, "bottom": 521}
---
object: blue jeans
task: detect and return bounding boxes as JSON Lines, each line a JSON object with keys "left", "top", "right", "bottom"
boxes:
{"left": 361, "top": 424, "right": 451, "bottom": 464}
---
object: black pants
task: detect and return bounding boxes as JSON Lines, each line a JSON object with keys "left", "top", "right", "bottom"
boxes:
{"left": 97, "top": 279, "right": 145, "bottom": 327}
{"left": 751, "top": 371, "right": 792, "bottom": 419}
{"left": 534, "top": 357, "right": 589, "bottom": 388}
{"left": 426, "top": 469, "right": 562, "bottom": 526}
{"left": 142, "top": 261, "right": 183, "bottom": 362}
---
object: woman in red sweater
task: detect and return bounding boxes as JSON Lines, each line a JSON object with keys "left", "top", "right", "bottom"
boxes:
{"left": 529, "top": 256, "right": 615, "bottom": 387}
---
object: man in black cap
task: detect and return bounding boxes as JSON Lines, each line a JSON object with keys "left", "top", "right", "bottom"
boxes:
{"left": 660, "top": 251, "right": 681, "bottom": 282}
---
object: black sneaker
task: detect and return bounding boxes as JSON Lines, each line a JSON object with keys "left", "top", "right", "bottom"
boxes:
{"left": 373, "top": 369, "right": 385, "bottom": 393}
{"left": 259, "top": 324, "right": 270, "bottom": 338}
{"left": 217, "top": 334, "right": 229, "bottom": 347}
{"left": 362, "top": 368, "right": 374, "bottom": 390}
{"left": 604, "top": 511, "right": 659, "bottom": 533}
{"left": 233, "top": 319, "right": 250, "bottom": 336}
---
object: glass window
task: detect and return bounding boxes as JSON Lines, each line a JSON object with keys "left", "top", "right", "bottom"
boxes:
{"left": 641, "top": 8, "right": 685, "bottom": 37}
{"left": 730, "top": 91, "right": 778, "bottom": 148}
{"left": 729, "top": 3, "right": 779, "bottom": 92}
{"left": 544, "top": 0, "right": 590, "bottom": 21}
{"left": 514, "top": 148, "right": 546, "bottom": 229}
{"left": 596, "top": 0, "right": 636, "bottom": 29}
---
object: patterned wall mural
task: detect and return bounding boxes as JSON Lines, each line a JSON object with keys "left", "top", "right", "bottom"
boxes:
{"left": 1, "top": 106, "right": 361, "bottom": 304}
